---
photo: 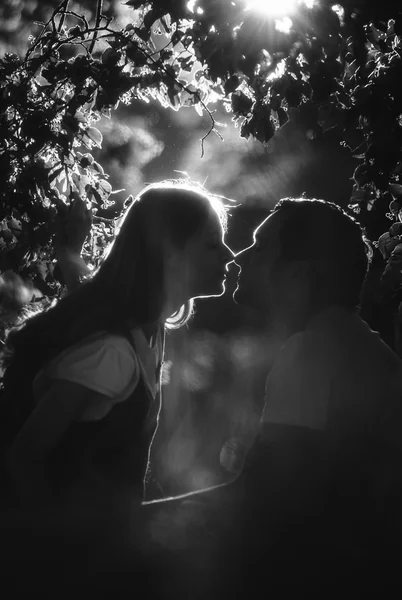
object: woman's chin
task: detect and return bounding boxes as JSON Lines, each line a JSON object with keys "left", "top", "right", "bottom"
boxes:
{"left": 213, "top": 278, "right": 227, "bottom": 297}
{"left": 193, "top": 279, "right": 226, "bottom": 300}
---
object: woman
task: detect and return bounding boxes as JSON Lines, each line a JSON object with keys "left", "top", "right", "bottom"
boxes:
{"left": 1, "top": 180, "right": 233, "bottom": 515}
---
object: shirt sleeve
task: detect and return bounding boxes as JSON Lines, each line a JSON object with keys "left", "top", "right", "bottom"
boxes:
{"left": 45, "top": 334, "right": 140, "bottom": 399}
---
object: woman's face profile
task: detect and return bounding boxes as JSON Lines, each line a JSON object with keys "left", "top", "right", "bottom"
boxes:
{"left": 176, "top": 211, "right": 234, "bottom": 300}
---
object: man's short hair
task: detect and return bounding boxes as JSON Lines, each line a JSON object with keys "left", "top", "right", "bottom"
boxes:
{"left": 272, "top": 198, "right": 372, "bottom": 309}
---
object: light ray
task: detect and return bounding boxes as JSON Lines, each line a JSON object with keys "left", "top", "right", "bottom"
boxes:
{"left": 245, "top": 0, "right": 316, "bottom": 18}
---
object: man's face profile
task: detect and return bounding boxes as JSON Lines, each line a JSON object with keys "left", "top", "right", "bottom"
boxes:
{"left": 233, "top": 211, "right": 285, "bottom": 313}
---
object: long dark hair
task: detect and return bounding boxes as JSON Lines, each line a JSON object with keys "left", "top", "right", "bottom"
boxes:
{"left": 3, "top": 180, "right": 229, "bottom": 374}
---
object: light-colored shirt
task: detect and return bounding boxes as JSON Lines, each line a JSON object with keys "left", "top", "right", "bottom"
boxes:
{"left": 263, "top": 306, "right": 402, "bottom": 447}
{"left": 33, "top": 328, "right": 162, "bottom": 422}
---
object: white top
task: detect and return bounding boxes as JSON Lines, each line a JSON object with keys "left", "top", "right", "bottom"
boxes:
{"left": 33, "top": 327, "right": 162, "bottom": 422}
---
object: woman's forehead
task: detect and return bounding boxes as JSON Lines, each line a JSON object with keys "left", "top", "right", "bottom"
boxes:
{"left": 205, "top": 212, "right": 224, "bottom": 236}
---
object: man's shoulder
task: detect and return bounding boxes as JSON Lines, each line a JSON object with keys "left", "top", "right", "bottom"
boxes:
{"left": 309, "top": 306, "right": 401, "bottom": 372}
{"left": 348, "top": 313, "right": 402, "bottom": 375}
{"left": 268, "top": 330, "right": 307, "bottom": 372}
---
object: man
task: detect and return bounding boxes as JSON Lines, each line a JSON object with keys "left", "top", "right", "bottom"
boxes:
{"left": 235, "top": 197, "right": 402, "bottom": 489}
{"left": 138, "top": 198, "right": 402, "bottom": 598}
{"left": 231, "top": 199, "right": 402, "bottom": 578}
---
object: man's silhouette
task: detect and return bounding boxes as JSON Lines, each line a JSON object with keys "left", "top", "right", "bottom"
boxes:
{"left": 141, "top": 198, "right": 402, "bottom": 598}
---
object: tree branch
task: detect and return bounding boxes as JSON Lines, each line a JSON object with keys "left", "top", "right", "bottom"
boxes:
{"left": 89, "top": 0, "right": 104, "bottom": 55}
{"left": 57, "top": 0, "right": 70, "bottom": 33}
{"left": 134, "top": 43, "right": 223, "bottom": 158}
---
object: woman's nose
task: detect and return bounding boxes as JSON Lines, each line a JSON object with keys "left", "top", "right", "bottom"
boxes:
{"left": 234, "top": 248, "right": 245, "bottom": 267}
{"left": 224, "top": 245, "right": 235, "bottom": 263}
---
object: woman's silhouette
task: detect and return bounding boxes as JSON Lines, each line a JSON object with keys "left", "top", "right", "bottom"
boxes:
{"left": 1, "top": 181, "right": 233, "bottom": 519}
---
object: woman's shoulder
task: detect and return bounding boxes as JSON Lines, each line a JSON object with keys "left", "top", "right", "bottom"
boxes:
{"left": 67, "top": 328, "right": 136, "bottom": 355}
{"left": 36, "top": 330, "right": 140, "bottom": 399}
{"left": 57, "top": 330, "right": 139, "bottom": 372}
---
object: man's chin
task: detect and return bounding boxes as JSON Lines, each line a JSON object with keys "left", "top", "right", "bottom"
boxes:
{"left": 233, "top": 286, "right": 263, "bottom": 312}
{"left": 233, "top": 285, "right": 248, "bottom": 306}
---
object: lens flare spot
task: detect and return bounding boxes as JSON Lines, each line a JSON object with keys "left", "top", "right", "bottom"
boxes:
{"left": 275, "top": 16, "right": 293, "bottom": 33}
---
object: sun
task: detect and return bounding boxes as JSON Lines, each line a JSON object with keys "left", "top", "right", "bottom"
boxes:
{"left": 245, "top": 0, "right": 315, "bottom": 18}
{"left": 246, "top": 0, "right": 297, "bottom": 17}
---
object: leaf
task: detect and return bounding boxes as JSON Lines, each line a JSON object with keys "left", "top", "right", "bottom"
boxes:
{"left": 72, "top": 172, "right": 91, "bottom": 195}
{"left": 124, "top": 195, "right": 134, "bottom": 208}
{"left": 124, "top": 0, "right": 147, "bottom": 7}
{"left": 35, "top": 75, "right": 51, "bottom": 87}
{"left": 48, "top": 165, "right": 64, "bottom": 183}
{"left": 249, "top": 115, "right": 275, "bottom": 144}
{"left": 87, "top": 186, "right": 102, "bottom": 207}
{"left": 353, "top": 164, "right": 371, "bottom": 187}
{"left": 378, "top": 232, "right": 401, "bottom": 259}
{"left": 178, "top": 55, "right": 195, "bottom": 72}
{"left": 134, "top": 26, "right": 152, "bottom": 42}
{"left": 97, "top": 179, "right": 112, "bottom": 201}
{"left": 144, "top": 9, "right": 158, "bottom": 30}
{"left": 167, "top": 85, "right": 181, "bottom": 110}
{"left": 395, "top": 14, "right": 402, "bottom": 37}
{"left": 231, "top": 91, "right": 253, "bottom": 116}
{"left": 276, "top": 107, "right": 288, "bottom": 127}
{"left": 179, "top": 85, "right": 199, "bottom": 107}
{"left": 102, "top": 48, "right": 122, "bottom": 66}
{"left": 224, "top": 76, "right": 240, "bottom": 96}
{"left": 160, "top": 16, "right": 171, "bottom": 34}
{"left": 171, "top": 30, "right": 185, "bottom": 46}
{"left": 91, "top": 161, "right": 105, "bottom": 176}
{"left": 79, "top": 154, "right": 94, "bottom": 168}
{"left": 390, "top": 183, "right": 402, "bottom": 198}
{"left": 8, "top": 218, "right": 22, "bottom": 236}
{"left": 194, "top": 102, "right": 204, "bottom": 117}
{"left": 389, "top": 199, "right": 402, "bottom": 214}
{"left": 389, "top": 222, "right": 402, "bottom": 237}
{"left": 84, "top": 127, "right": 103, "bottom": 148}
{"left": 240, "top": 120, "right": 251, "bottom": 140}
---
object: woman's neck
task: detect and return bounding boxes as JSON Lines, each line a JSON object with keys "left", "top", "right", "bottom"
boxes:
{"left": 161, "top": 298, "right": 187, "bottom": 322}
{"left": 140, "top": 321, "right": 160, "bottom": 344}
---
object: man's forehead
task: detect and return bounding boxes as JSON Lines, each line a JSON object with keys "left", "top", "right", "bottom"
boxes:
{"left": 254, "top": 211, "right": 284, "bottom": 245}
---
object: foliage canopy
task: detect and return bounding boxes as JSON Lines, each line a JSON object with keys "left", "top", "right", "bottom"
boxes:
{"left": 1, "top": 0, "right": 402, "bottom": 312}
